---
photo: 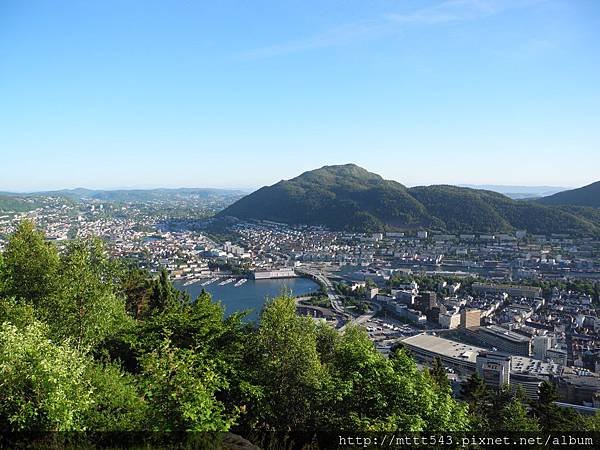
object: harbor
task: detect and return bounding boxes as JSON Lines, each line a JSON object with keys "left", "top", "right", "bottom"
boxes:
{"left": 174, "top": 277, "right": 320, "bottom": 321}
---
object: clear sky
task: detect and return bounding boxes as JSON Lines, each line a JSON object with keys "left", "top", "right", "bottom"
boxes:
{"left": 1, "top": 0, "right": 599, "bottom": 191}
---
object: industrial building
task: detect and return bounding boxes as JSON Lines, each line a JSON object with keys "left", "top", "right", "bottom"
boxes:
{"left": 400, "top": 333, "right": 562, "bottom": 400}
{"left": 477, "top": 325, "right": 532, "bottom": 356}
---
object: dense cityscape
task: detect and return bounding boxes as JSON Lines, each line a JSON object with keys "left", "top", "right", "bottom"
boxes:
{"left": 2, "top": 191, "right": 600, "bottom": 417}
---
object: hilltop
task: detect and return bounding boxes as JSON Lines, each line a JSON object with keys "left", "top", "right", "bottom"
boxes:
{"left": 219, "top": 164, "right": 600, "bottom": 236}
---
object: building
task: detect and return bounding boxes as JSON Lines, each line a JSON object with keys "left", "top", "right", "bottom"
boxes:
{"left": 472, "top": 283, "right": 542, "bottom": 299}
{"left": 395, "top": 305, "right": 427, "bottom": 324}
{"left": 533, "top": 335, "right": 552, "bottom": 360}
{"left": 547, "top": 348, "right": 568, "bottom": 366}
{"left": 426, "top": 305, "right": 446, "bottom": 323}
{"left": 478, "top": 325, "right": 532, "bottom": 356}
{"left": 400, "top": 334, "right": 563, "bottom": 400}
{"left": 460, "top": 308, "right": 481, "bottom": 329}
{"left": 366, "top": 287, "right": 379, "bottom": 300}
{"left": 439, "top": 311, "right": 461, "bottom": 329}
{"left": 555, "top": 371, "right": 600, "bottom": 405}
{"left": 476, "top": 352, "right": 511, "bottom": 390}
{"left": 252, "top": 268, "right": 297, "bottom": 279}
{"left": 416, "top": 291, "right": 437, "bottom": 313}
{"left": 400, "top": 333, "right": 479, "bottom": 376}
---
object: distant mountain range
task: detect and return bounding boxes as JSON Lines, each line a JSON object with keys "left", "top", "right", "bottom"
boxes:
{"left": 458, "top": 184, "right": 568, "bottom": 200}
{"left": 0, "top": 188, "right": 245, "bottom": 203}
{"left": 219, "top": 164, "right": 600, "bottom": 236}
{"left": 0, "top": 188, "right": 246, "bottom": 214}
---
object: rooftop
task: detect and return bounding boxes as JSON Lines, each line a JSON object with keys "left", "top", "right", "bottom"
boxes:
{"left": 401, "top": 333, "right": 560, "bottom": 376}
{"left": 480, "top": 325, "right": 532, "bottom": 343}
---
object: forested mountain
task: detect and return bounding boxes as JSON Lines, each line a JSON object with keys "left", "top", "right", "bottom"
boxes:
{"left": 537, "top": 181, "right": 600, "bottom": 208}
{"left": 219, "top": 164, "right": 600, "bottom": 236}
{"left": 220, "top": 164, "right": 435, "bottom": 232}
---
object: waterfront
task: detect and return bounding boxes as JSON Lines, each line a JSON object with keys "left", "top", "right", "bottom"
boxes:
{"left": 175, "top": 277, "right": 320, "bottom": 321}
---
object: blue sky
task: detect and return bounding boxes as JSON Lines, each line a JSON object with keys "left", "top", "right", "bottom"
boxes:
{"left": 1, "top": 0, "right": 599, "bottom": 191}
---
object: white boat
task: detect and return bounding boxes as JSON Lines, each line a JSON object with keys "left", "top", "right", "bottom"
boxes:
{"left": 218, "top": 278, "right": 235, "bottom": 286}
{"left": 201, "top": 277, "right": 219, "bottom": 286}
{"left": 234, "top": 279, "right": 247, "bottom": 287}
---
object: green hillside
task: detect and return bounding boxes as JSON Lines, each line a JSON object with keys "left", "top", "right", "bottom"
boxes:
{"left": 220, "top": 165, "right": 435, "bottom": 232}
{"left": 0, "top": 195, "right": 39, "bottom": 213}
{"left": 219, "top": 164, "right": 600, "bottom": 236}
{"left": 537, "top": 181, "right": 600, "bottom": 207}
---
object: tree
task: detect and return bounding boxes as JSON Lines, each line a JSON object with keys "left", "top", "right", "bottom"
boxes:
{"left": 534, "top": 380, "right": 559, "bottom": 430}
{"left": 460, "top": 372, "right": 489, "bottom": 429}
{"left": 0, "top": 321, "right": 93, "bottom": 431}
{"left": 322, "top": 326, "right": 469, "bottom": 432}
{"left": 0, "top": 253, "right": 5, "bottom": 293}
{"left": 118, "top": 267, "right": 152, "bottom": 318}
{"left": 48, "top": 238, "right": 129, "bottom": 349}
{"left": 139, "top": 337, "right": 235, "bottom": 431}
{"left": 83, "top": 362, "right": 146, "bottom": 431}
{"left": 246, "top": 295, "right": 327, "bottom": 432}
{"left": 147, "top": 268, "right": 189, "bottom": 313}
{"left": 487, "top": 384, "right": 514, "bottom": 427}
{"left": 429, "top": 356, "right": 449, "bottom": 391}
{"left": 498, "top": 397, "right": 539, "bottom": 431}
{"left": 1, "top": 220, "right": 59, "bottom": 306}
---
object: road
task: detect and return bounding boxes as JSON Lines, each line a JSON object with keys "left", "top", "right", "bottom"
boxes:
{"left": 296, "top": 267, "right": 380, "bottom": 330}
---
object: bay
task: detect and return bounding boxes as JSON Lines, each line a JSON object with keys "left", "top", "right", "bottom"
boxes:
{"left": 174, "top": 277, "right": 320, "bottom": 321}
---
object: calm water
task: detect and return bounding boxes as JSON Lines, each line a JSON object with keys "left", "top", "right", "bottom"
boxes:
{"left": 174, "top": 277, "right": 319, "bottom": 321}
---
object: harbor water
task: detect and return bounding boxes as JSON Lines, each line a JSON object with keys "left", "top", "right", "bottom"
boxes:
{"left": 174, "top": 277, "right": 320, "bottom": 321}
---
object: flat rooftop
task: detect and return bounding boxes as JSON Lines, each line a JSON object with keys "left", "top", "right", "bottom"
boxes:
{"left": 401, "top": 333, "right": 482, "bottom": 363}
{"left": 479, "top": 325, "right": 531, "bottom": 343}
{"left": 401, "top": 333, "right": 560, "bottom": 376}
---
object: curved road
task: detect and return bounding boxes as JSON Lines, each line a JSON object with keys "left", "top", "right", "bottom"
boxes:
{"left": 296, "top": 267, "right": 380, "bottom": 330}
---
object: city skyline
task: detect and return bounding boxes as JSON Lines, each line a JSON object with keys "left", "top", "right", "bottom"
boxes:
{"left": 2, "top": 0, "right": 599, "bottom": 190}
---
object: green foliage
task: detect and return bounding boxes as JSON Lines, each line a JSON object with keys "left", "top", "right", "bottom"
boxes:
{"left": 247, "top": 295, "right": 327, "bottom": 431}
{"left": 0, "top": 221, "right": 595, "bottom": 440}
{"left": 0, "top": 321, "right": 93, "bottom": 431}
{"left": 118, "top": 267, "right": 153, "bottom": 318}
{"left": 325, "top": 327, "right": 470, "bottom": 432}
{"left": 460, "top": 372, "right": 489, "bottom": 430}
{"left": 83, "top": 362, "right": 146, "bottom": 431}
{"left": 48, "top": 238, "right": 130, "bottom": 349}
{"left": 220, "top": 164, "right": 600, "bottom": 235}
{"left": 0, "top": 195, "right": 40, "bottom": 213}
{"left": 498, "top": 397, "right": 540, "bottom": 431}
{"left": 1, "top": 220, "right": 59, "bottom": 305}
{"left": 429, "top": 356, "right": 450, "bottom": 391}
{"left": 139, "top": 337, "right": 235, "bottom": 431}
{"left": 220, "top": 164, "right": 432, "bottom": 232}
{"left": 148, "top": 268, "right": 190, "bottom": 313}
{"left": 537, "top": 181, "right": 600, "bottom": 207}
{"left": 530, "top": 380, "right": 586, "bottom": 431}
